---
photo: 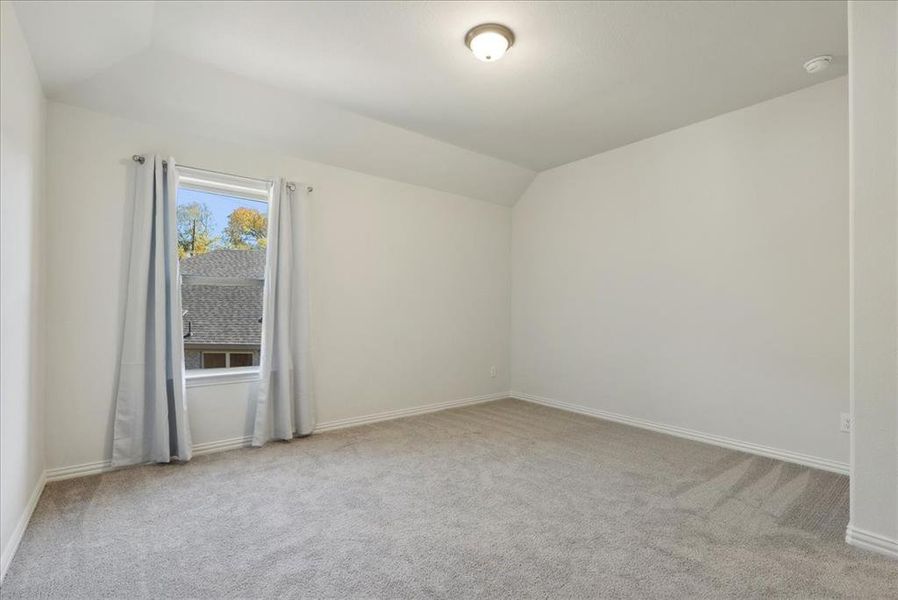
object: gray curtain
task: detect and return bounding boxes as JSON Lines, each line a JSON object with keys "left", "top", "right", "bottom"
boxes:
{"left": 252, "top": 179, "right": 314, "bottom": 445}
{"left": 112, "top": 156, "right": 192, "bottom": 466}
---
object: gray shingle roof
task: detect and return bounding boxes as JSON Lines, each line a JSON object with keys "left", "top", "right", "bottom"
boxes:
{"left": 180, "top": 249, "right": 265, "bottom": 346}
{"left": 181, "top": 284, "right": 263, "bottom": 346}
{"left": 180, "top": 249, "right": 265, "bottom": 279}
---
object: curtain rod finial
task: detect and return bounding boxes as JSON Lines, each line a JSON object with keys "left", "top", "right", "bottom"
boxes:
{"left": 132, "top": 154, "right": 146, "bottom": 164}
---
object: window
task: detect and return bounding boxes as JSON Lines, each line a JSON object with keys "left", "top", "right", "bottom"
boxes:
{"left": 201, "top": 351, "right": 255, "bottom": 369}
{"left": 202, "top": 352, "right": 226, "bottom": 369}
{"left": 177, "top": 167, "right": 271, "bottom": 373}
{"left": 229, "top": 352, "right": 254, "bottom": 367}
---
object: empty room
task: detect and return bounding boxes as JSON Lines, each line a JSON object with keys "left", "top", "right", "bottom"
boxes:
{"left": 1, "top": 1, "right": 896, "bottom": 598}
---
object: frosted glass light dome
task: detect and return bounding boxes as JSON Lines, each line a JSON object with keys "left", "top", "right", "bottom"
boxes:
{"left": 465, "top": 24, "right": 515, "bottom": 62}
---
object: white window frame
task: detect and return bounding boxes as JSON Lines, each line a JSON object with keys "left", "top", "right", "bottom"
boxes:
{"left": 185, "top": 366, "right": 260, "bottom": 388}
{"left": 177, "top": 166, "right": 273, "bottom": 388}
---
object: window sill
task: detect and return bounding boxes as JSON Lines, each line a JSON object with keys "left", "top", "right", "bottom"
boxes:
{"left": 185, "top": 367, "right": 260, "bottom": 388}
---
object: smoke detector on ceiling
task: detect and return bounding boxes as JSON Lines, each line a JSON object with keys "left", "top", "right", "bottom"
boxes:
{"left": 803, "top": 55, "right": 832, "bottom": 74}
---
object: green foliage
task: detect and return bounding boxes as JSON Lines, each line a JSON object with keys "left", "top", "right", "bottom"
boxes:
{"left": 177, "top": 202, "right": 218, "bottom": 258}
{"left": 224, "top": 207, "right": 268, "bottom": 250}
{"left": 177, "top": 201, "right": 268, "bottom": 258}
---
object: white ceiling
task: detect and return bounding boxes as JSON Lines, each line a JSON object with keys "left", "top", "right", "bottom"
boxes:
{"left": 13, "top": 1, "right": 846, "bottom": 200}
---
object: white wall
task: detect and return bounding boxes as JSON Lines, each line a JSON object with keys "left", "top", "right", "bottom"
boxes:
{"left": 848, "top": 0, "right": 898, "bottom": 555}
{"left": 511, "top": 78, "right": 849, "bottom": 466}
{"left": 51, "top": 47, "right": 535, "bottom": 206}
{"left": 0, "top": 1, "right": 46, "bottom": 578}
{"left": 43, "top": 103, "right": 511, "bottom": 472}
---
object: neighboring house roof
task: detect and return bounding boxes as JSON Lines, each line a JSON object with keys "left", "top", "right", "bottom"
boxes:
{"left": 180, "top": 249, "right": 265, "bottom": 279}
{"left": 182, "top": 284, "right": 263, "bottom": 346}
{"left": 180, "top": 249, "right": 265, "bottom": 346}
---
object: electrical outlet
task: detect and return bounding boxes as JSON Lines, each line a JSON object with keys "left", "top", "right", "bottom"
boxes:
{"left": 840, "top": 413, "right": 852, "bottom": 433}
{"left": 490, "top": 366, "right": 497, "bottom": 378}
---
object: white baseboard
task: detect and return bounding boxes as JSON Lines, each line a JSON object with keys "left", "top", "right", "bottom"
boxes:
{"left": 846, "top": 525, "right": 898, "bottom": 559}
{"left": 45, "top": 436, "right": 262, "bottom": 481}
{"left": 192, "top": 435, "right": 253, "bottom": 455}
{"left": 44, "top": 459, "right": 115, "bottom": 482}
{"left": 511, "top": 391, "right": 850, "bottom": 475}
{"left": 0, "top": 471, "right": 46, "bottom": 583}
{"left": 314, "top": 392, "right": 508, "bottom": 433}
{"left": 43, "top": 392, "right": 510, "bottom": 482}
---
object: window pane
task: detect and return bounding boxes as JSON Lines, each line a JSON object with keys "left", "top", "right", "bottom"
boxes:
{"left": 202, "top": 353, "right": 226, "bottom": 369}
{"left": 178, "top": 183, "right": 268, "bottom": 372}
{"left": 229, "top": 353, "right": 253, "bottom": 368}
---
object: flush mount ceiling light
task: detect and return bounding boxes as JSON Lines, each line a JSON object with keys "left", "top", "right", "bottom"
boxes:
{"left": 465, "top": 23, "right": 515, "bottom": 62}
{"left": 803, "top": 55, "right": 832, "bottom": 74}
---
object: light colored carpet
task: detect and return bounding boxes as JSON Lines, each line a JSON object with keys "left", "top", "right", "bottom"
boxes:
{"left": 2, "top": 398, "right": 896, "bottom": 599}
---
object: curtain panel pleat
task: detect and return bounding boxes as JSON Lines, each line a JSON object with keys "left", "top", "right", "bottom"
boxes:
{"left": 253, "top": 179, "right": 314, "bottom": 445}
{"left": 112, "top": 156, "right": 192, "bottom": 466}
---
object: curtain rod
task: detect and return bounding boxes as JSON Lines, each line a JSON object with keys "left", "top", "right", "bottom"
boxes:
{"left": 132, "top": 155, "right": 311, "bottom": 193}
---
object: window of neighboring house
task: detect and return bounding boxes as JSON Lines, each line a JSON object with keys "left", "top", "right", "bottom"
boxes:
{"left": 177, "top": 167, "right": 271, "bottom": 373}
{"left": 202, "top": 351, "right": 255, "bottom": 369}
{"left": 202, "top": 352, "right": 227, "bottom": 369}
{"left": 229, "top": 352, "right": 254, "bottom": 368}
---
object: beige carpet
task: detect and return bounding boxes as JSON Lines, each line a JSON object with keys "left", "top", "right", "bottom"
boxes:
{"left": 2, "top": 398, "right": 896, "bottom": 599}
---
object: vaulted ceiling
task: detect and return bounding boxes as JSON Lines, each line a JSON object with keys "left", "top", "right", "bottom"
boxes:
{"left": 13, "top": 1, "right": 847, "bottom": 204}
